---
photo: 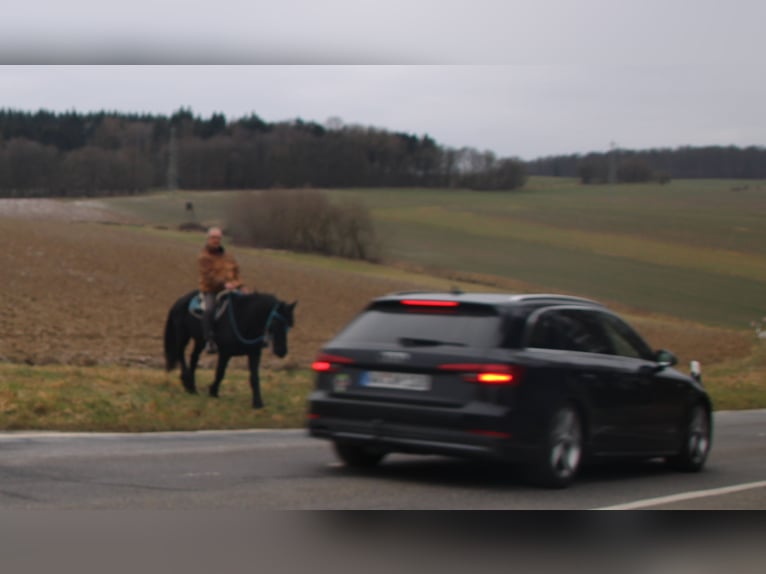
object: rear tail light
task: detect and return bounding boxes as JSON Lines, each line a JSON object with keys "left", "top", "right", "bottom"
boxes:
{"left": 438, "top": 363, "right": 523, "bottom": 385}
{"left": 312, "top": 353, "right": 355, "bottom": 373}
{"left": 400, "top": 300, "right": 459, "bottom": 308}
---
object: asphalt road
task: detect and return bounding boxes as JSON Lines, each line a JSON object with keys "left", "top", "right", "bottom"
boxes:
{"left": 1, "top": 410, "right": 765, "bottom": 510}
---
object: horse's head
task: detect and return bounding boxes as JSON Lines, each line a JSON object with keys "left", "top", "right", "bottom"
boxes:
{"left": 268, "top": 299, "right": 297, "bottom": 358}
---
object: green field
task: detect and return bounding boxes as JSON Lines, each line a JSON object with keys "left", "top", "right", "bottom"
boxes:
{"left": 99, "top": 177, "right": 766, "bottom": 329}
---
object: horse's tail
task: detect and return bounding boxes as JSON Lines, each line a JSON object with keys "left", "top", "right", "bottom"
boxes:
{"left": 165, "top": 290, "right": 197, "bottom": 371}
{"left": 164, "top": 305, "right": 180, "bottom": 372}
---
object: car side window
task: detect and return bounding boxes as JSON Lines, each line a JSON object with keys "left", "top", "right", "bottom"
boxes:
{"left": 599, "top": 314, "right": 654, "bottom": 360}
{"left": 528, "top": 309, "right": 613, "bottom": 354}
{"left": 559, "top": 310, "right": 613, "bottom": 354}
{"left": 527, "top": 313, "right": 556, "bottom": 349}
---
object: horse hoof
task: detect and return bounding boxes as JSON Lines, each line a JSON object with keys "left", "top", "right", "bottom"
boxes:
{"left": 252, "top": 403, "right": 263, "bottom": 410}
{"left": 208, "top": 385, "right": 219, "bottom": 398}
{"left": 181, "top": 377, "right": 197, "bottom": 394}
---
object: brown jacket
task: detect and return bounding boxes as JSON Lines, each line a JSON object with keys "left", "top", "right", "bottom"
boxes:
{"left": 198, "top": 246, "right": 243, "bottom": 293}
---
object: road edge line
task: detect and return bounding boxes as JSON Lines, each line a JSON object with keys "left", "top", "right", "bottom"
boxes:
{"left": 595, "top": 480, "right": 766, "bottom": 510}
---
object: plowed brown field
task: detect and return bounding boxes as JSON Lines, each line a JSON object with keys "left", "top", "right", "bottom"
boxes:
{"left": 0, "top": 199, "right": 433, "bottom": 371}
{"left": 0, "top": 198, "right": 753, "bottom": 376}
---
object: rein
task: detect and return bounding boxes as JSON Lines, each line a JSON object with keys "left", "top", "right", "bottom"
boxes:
{"left": 226, "top": 295, "right": 289, "bottom": 347}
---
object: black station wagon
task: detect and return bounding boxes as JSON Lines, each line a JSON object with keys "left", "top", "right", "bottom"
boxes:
{"left": 307, "top": 292, "right": 712, "bottom": 488}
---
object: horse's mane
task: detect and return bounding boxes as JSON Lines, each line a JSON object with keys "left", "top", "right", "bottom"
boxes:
{"left": 232, "top": 291, "right": 279, "bottom": 314}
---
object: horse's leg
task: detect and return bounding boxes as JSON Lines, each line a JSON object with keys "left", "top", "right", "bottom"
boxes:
{"left": 183, "top": 337, "right": 204, "bottom": 394}
{"left": 209, "top": 353, "right": 231, "bottom": 398}
{"left": 178, "top": 331, "right": 200, "bottom": 395}
{"left": 247, "top": 351, "right": 264, "bottom": 410}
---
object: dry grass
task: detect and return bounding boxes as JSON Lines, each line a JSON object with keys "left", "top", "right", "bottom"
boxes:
{"left": 0, "top": 363, "right": 314, "bottom": 431}
{"left": 625, "top": 315, "right": 753, "bottom": 367}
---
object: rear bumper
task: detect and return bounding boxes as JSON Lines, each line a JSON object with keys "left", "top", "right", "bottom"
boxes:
{"left": 307, "top": 392, "right": 539, "bottom": 463}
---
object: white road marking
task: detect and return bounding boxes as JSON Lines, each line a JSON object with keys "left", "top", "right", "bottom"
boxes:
{"left": 596, "top": 480, "right": 766, "bottom": 510}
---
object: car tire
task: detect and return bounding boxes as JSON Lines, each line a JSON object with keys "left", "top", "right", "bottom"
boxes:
{"left": 667, "top": 404, "right": 711, "bottom": 472}
{"left": 333, "top": 441, "right": 386, "bottom": 469}
{"left": 528, "top": 404, "right": 583, "bottom": 489}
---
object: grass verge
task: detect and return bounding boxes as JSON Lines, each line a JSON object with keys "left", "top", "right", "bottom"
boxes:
{"left": 1, "top": 348, "right": 764, "bottom": 432}
{"left": 0, "top": 364, "right": 314, "bottom": 432}
{"left": 705, "top": 342, "right": 766, "bottom": 410}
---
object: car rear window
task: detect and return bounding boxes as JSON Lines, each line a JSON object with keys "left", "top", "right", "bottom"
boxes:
{"left": 333, "top": 304, "right": 503, "bottom": 348}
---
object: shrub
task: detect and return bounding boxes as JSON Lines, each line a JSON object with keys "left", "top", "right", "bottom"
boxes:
{"left": 458, "top": 158, "right": 527, "bottom": 191}
{"left": 226, "top": 189, "right": 381, "bottom": 262}
{"left": 617, "top": 158, "right": 654, "bottom": 183}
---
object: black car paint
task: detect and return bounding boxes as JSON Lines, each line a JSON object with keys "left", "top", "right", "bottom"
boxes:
{"left": 307, "top": 292, "right": 711, "bottom": 481}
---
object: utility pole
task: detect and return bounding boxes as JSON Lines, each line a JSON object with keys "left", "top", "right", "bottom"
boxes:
{"left": 167, "top": 125, "right": 179, "bottom": 190}
{"left": 608, "top": 141, "right": 618, "bottom": 185}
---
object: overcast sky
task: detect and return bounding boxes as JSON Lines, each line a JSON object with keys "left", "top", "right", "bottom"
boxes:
{"left": 1, "top": 0, "right": 764, "bottom": 160}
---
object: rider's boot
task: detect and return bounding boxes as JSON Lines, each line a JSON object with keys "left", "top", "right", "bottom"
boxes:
{"left": 202, "top": 292, "right": 218, "bottom": 354}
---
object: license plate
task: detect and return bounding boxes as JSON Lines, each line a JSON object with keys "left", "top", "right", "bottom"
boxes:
{"left": 363, "top": 371, "right": 431, "bottom": 391}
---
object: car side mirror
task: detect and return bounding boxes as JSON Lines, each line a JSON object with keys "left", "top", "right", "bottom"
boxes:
{"left": 654, "top": 349, "right": 678, "bottom": 368}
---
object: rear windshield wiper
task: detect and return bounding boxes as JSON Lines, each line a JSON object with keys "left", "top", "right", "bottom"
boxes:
{"left": 398, "top": 337, "right": 467, "bottom": 347}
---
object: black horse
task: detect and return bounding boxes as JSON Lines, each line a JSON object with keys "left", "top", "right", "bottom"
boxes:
{"left": 164, "top": 290, "right": 297, "bottom": 409}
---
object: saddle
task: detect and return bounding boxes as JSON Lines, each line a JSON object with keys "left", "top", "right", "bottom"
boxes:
{"left": 188, "top": 290, "right": 233, "bottom": 321}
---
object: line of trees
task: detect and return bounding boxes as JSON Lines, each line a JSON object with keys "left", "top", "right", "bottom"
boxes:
{"left": 0, "top": 108, "right": 527, "bottom": 197}
{"left": 4, "top": 108, "right": 762, "bottom": 197}
{"left": 528, "top": 146, "right": 766, "bottom": 183}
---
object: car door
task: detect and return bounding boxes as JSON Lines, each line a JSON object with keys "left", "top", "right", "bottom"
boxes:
{"left": 598, "top": 313, "right": 686, "bottom": 452}
{"left": 525, "top": 308, "right": 645, "bottom": 454}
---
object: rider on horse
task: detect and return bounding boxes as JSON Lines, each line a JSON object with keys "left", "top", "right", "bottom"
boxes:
{"left": 198, "top": 226, "right": 244, "bottom": 354}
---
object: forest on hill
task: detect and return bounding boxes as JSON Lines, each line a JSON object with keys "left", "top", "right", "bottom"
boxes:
{"left": 0, "top": 108, "right": 525, "bottom": 196}
{"left": 0, "top": 108, "right": 763, "bottom": 198}
{"left": 528, "top": 145, "right": 766, "bottom": 182}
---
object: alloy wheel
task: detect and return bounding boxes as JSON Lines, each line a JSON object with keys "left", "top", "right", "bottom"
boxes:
{"left": 549, "top": 407, "right": 583, "bottom": 480}
{"left": 687, "top": 406, "right": 710, "bottom": 465}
